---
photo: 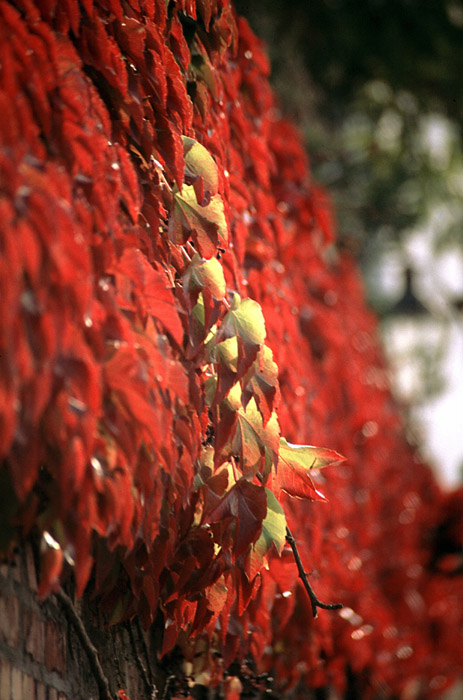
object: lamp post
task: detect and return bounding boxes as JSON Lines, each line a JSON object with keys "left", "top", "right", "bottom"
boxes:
{"left": 380, "top": 266, "right": 447, "bottom": 406}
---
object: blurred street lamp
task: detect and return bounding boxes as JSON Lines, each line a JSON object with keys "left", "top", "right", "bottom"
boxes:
{"left": 380, "top": 266, "right": 447, "bottom": 406}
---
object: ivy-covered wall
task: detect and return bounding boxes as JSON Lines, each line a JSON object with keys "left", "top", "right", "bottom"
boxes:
{"left": 0, "top": 1, "right": 462, "bottom": 699}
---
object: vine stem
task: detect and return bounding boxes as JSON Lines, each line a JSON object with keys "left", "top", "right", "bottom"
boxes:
{"left": 284, "top": 526, "right": 343, "bottom": 618}
{"left": 158, "top": 170, "right": 172, "bottom": 192}
{"left": 56, "top": 588, "right": 113, "bottom": 700}
{"left": 255, "top": 472, "right": 342, "bottom": 617}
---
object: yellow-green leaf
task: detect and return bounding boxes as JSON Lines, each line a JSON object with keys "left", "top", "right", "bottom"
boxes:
{"left": 216, "top": 336, "right": 238, "bottom": 371}
{"left": 254, "top": 488, "right": 287, "bottom": 559}
{"left": 205, "top": 375, "right": 218, "bottom": 407}
{"left": 182, "top": 136, "right": 218, "bottom": 196}
{"left": 224, "top": 392, "right": 280, "bottom": 475}
{"left": 279, "top": 438, "right": 345, "bottom": 473}
{"left": 219, "top": 295, "right": 266, "bottom": 347}
{"left": 169, "top": 184, "right": 228, "bottom": 258}
{"left": 183, "top": 252, "right": 226, "bottom": 300}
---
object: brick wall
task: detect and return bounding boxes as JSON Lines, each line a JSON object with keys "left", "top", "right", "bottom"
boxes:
{"left": 0, "top": 543, "right": 161, "bottom": 700}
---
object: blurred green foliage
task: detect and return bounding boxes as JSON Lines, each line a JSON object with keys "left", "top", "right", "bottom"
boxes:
{"left": 235, "top": 0, "right": 463, "bottom": 309}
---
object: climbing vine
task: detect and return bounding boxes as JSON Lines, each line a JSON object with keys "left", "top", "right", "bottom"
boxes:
{"left": 0, "top": 1, "right": 462, "bottom": 699}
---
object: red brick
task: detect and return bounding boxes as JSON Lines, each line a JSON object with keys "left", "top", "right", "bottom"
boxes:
{"left": 58, "top": 694, "right": 68, "bottom": 700}
{"left": 0, "top": 593, "right": 19, "bottom": 647}
{"left": 48, "top": 689, "right": 58, "bottom": 700}
{"left": 44, "top": 621, "right": 66, "bottom": 675}
{"left": 0, "top": 658, "right": 11, "bottom": 700}
{"left": 24, "top": 609, "right": 45, "bottom": 664}
{"left": 23, "top": 673, "right": 35, "bottom": 699}
{"left": 11, "top": 667, "right": 22, "bottom": 700}
{"left": 35, "top": 681, "right": 46, "bottom": 700}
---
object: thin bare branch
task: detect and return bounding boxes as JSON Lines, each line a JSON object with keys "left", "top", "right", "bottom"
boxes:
{"left": 285, "top": 527, "right": 343, "bottom": 618}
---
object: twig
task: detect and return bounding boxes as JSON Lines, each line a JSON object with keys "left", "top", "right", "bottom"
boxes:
{"left": 56, "top": 588, "right": 113, "bottom": 700}
{"left": 158, "top": 170, "right": 173, "bottom": 192}
{"left": 255, "top": 472, "right": 342, "bottom": 617}
{"left": 285, "top": 526, "right": 343, "bottom": 618}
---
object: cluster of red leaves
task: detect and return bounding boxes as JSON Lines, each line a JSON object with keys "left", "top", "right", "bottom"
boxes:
{"left": 0, "top": 1, "right": 462, "bottom": 698}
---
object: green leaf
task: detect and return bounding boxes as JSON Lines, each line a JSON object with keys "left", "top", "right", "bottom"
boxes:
{"left": 192, "top": 293, "right": 205, "bottom": 326}
{"left": 279, "top": 438, "right": 345, "bottom": 471}
{"left": 183, "top": 252, "right": 226, "bottom": 300}
{"left": 217, "top": 295, "right": 267, "bottom": 377}
{"left": 224, "top": 381, "right": 241, "bottom": 410}
{"left": 254, "top": 488, "right": 287, "bottom": 559}
{"left": 186, "top": 293, "right": 216, "bottom": 359}
{"left": 182, "top": 137, "right": 218, "bottom": 197}
{"left": 219, "top": 295, "right": 267, "bottom": 347}
{"left": 213, "top": 336, "right": 239, "bottom": 404}
{"left": 224, "top": 389, "right": 280, "bottom": 475}
{"left": 205, "top": 375, "right": 218, "bottom": 407}
{"left": 230, "top": 292, "right": 241, "bottom": 311}
{"left": 216, "top": 336, "right": 238, "bottom": 371}
{"left": 169, "top": 185, "right": 228, "bottom": 258}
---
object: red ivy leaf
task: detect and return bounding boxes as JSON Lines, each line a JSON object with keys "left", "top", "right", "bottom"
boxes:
{"left": 207, "top": 479, "right": 267, "bottom": 557}
{"left": 113, "top": 249, "right": 184, "bottom": 345}
{"left": 242, "top": 345, "right": 280, "bottom": 425}
{"left": 118, "top": 691, "right": 132, "bottom": 700}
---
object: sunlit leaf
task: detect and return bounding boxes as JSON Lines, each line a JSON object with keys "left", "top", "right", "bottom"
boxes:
{"left": 217, "top": 294, "right": 267, "bottom": 377}
{"left": 219, "top": 294, "right": 266, "bottom": 347}
{"left": 280, "top": 438, "right": 345, "bottom": 471}
{"left": 182, "top": 136, "right": 219, "bottom": 201}
{"left": 205, "top": 375, "right": 218, "bottom": 407}
{"left": 272, "top": 438, "right": 345, "bottom": 501}
{"left": 253, "top": 488, "right": 287, "bottom": 559}
{"left": 169, "top": 184, "right": 228, "bottom": 258}
{"left": 216, "top": 336, "right": 238, "bottom": 370}
{"left": 183, "top": 252, "right": 226, "bottom": 300}
{"left": 213, "top": 336, "right": 239, "bottom": 404}
{"left": 235, "top": 401, "right": 279, "bottom": 473}
{"left": 216, "top": 386, "right": 280, "bottom": 475}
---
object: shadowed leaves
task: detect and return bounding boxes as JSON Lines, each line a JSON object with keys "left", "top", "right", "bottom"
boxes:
{"left": 207, "top": 479, "right": 267, "bottom": 557}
